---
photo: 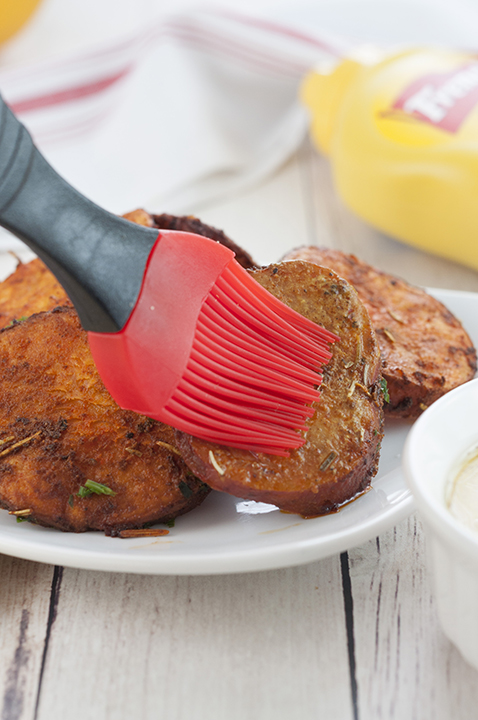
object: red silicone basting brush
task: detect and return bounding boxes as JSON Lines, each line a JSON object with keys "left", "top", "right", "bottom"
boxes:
{"left": 0, "top": 97, "right": 338, "bottom": 455}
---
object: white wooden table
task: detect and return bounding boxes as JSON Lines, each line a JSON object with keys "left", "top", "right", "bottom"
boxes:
{"left": 2, "top": 138, "right": 478, "bottom": 720}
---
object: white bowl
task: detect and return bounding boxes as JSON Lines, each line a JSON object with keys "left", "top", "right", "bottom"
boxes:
{"left": 403, "top": 377, "right": 478, "bottom": 670}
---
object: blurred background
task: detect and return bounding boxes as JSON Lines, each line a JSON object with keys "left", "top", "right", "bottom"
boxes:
{"left": 2, "top": 0, "right": 478, "bottom": 252}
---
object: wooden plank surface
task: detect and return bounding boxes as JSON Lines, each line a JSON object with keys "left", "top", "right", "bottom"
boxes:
{"left": 35, "top": 559, "right": 353, "bottom": 720}
{"left": 0, "top": 557, "right": 54, "bottom": 720}
{"left": 348, "top": 515, "right": 478, "bottom": 720}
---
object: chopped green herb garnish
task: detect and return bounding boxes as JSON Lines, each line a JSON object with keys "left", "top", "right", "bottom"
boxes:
{"left": 6, "top": 316, "right": 28, "bottom": 327}
{"left": 165, "top": 518, "right": 176, "bottom": 528}
{"left": 68, "top": 494, "right": 74, "bottom": 507}
{"left": 16, "top": 516, "right": 28, "bottom": 523}
{"left": 380, "top": 378, "right": 390, "bottom": 404}
{"left": 77, "top": 479, "right": 116, "bottom": 498}
{"left": 178, "top": 481, "right": 193, "bottom": 499}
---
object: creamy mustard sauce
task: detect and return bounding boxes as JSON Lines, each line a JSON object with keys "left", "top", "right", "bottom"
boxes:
{"left": 447, "top": 445, "right": 478, "bottom": 531}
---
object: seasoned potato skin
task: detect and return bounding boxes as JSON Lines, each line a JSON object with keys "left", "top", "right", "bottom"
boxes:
{"left": 0, "top": 258, "right": 71, "bottom": 329}
{"left": 175, "top": 261, "right": 384, "bottom": 517}
{"left": 283, "top": 247, "right": 477, "bottom": 418}
{"left": 0, "top": 307, "right": 209, "bottom": 533}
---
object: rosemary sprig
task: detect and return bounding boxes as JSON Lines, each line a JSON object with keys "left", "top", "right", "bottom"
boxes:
{"left": 381, "top": 378, "right": 390, "bottom": 404}
{"left": 0, "top": 431, "right": 42, "bottom": 458}
{"left": 77, "top": 479, "right": 116, "bottom": 498}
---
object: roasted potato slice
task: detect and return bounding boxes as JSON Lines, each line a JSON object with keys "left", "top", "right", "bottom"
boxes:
{"left": 175, "top": 261, "right": 384, "bottom": 517}
{"left": 283, "top": 247, "right": 477, "bottom": 418}
{"left": 0, "top": 209, "right": 254, "bottom": 533}
{"left": 0, "top": 307, "right": 209, "bottom": 534}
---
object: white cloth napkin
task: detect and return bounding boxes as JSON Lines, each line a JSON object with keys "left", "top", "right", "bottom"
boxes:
{"left": 0, "top": 0, "right": 478, "bottom": 253}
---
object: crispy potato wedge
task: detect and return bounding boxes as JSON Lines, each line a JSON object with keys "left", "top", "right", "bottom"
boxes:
{"left": 0, "top": 307, "right": 209, "bottom": 534}
{"left": 175, "top": 261, "right": 384, "bottom": 517}
{"left": 283, "top": 247, "right": 477, "bottom": 418}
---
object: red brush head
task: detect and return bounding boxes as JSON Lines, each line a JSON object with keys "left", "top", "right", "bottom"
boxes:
{"left": 88, "top": 231, "right": 338, "bottom": 455}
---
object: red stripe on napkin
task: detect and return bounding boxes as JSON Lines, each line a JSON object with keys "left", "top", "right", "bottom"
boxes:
{"left": 9, "top": 68, "right": 131, "bottom": 113}
{"left": 211, "top": 9, "right": 343, "bottom": 57}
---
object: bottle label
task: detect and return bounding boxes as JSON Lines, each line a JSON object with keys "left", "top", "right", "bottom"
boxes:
{"left": 392, "top": 62, "right": 478, "bottom": 133}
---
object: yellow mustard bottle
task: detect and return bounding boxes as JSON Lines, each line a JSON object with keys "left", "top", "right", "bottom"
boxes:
{"left": 301, "top": 48, "right": 478, "bottom": 270}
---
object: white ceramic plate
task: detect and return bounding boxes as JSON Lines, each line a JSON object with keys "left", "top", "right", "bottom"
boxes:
{"left": 0, "top": 284, "right": 476, "bottom": 575}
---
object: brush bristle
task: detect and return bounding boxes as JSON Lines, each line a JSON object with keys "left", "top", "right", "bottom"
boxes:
{"left": 160, "top": 261, "right": 338, "bottom": 456}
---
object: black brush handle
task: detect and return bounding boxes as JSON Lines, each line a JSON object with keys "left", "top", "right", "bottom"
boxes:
{"left": 0, "top": 96, "right": 160, "bottom": 332}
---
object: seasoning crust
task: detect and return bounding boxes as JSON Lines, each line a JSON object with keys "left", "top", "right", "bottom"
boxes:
{"left": 0, "top": 307, "right": 209, "bottom": 534}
